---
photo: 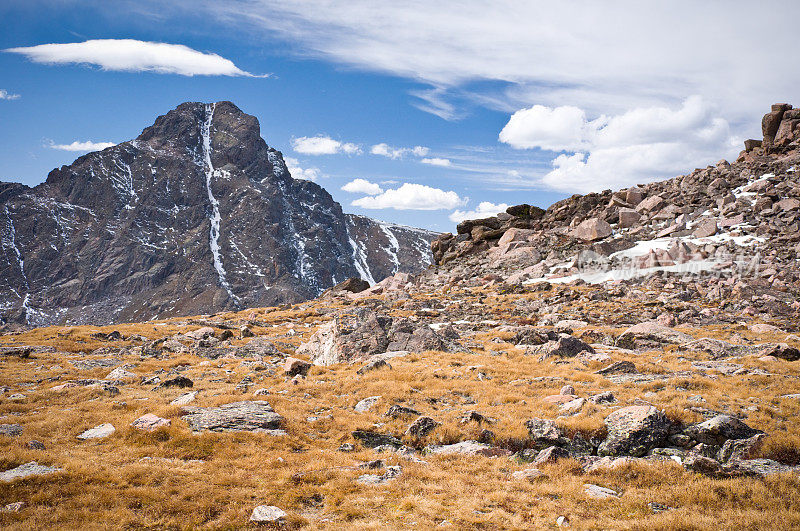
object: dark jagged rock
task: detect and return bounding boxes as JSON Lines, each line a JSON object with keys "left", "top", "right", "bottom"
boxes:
{"left": 0, "top": 101, "right": 439, "bottom": 327}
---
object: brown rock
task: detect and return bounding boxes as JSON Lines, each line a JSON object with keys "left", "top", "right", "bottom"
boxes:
{"left": 571, "top": 218, "right": 612, "bottom": 241}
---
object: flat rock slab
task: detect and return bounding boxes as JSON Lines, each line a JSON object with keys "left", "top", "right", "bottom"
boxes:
{"left": 0, "top": 462, "right": 62, "bottom": 482}
{"left": 70, "top": 359, "right": 120, "bottom": 370}
{"left": 585, "top": 483, "right": 620, "bottom": 499}
{"left": 77, "top": 423, "right": 116, "bottom": 439}
{"left": 170, "top": 391, "right": 198, "bottom": 406}
{"left": 182, "top": 401, "right": 282, "bottom": 432}
{"left": 424, "top": 441, "right": 492, "bottom": 456}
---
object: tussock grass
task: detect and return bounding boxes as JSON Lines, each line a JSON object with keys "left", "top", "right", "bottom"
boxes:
{"left": 2, "top": 289, "right": 800, "bottom": 528}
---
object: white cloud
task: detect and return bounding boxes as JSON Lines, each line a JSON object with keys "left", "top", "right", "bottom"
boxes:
{"left": 421, "top": 157, "right": 451, "bottom": 167}
{"left": 47, "top": 140, "right": 115, "bottom": 152}
{"left": 5, "top": 39, "right": 263, "bottom": 77}
{"left": 499, "top": 96, "right": 740, "bottom": 193}
{"left": 0, "top": 89, "right": 20, "bottom": 100}
{"left": 341, "top": 178, "right": 383, "bottom": 195}
{"left": 284, "top": 157, "right": 322, "bottom": 181}
{"left": 352, "top": 183, "right": 466, "bottom": 210}
{"left": 176, "top": 1, "right": 800, "bottom": 126}
{"left": 370, "top": 143, "right": 429, "bottom": 159}
{"left": 292, "top": 135, "right": 361, "bottom": 155}
{"left": 449, "top": 201, "right": 510, "bottom": 223}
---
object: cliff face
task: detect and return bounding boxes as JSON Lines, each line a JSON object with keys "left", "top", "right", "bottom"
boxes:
{"left": 0, "top": 101, "right": 438, "bottom": 327}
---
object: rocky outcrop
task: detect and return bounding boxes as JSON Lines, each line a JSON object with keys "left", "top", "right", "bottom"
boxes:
{"left": 296, "top": 307, "right": 462, "bottom": 366}
{"left": 0, "top": 101, "right": 439, "bottom": 328}
{"left": 181, "top": 401, "right": 283, "bottom": 432}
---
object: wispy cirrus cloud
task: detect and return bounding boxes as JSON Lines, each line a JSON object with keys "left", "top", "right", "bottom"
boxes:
{"left": 5, "top": 39, "right": 265, "bottom": 77}
{"left": 0, "top": 89, "right": 20, "bottom": 100}
{"left": 46, "top": 139, "right": 115, "bottom": 152}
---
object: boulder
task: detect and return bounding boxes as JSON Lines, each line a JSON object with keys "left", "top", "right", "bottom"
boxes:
{"left": 530, "top": 335, "right": 594, "bottom": 359}
{"left": 684, "top": 415, "right": 761, "bottom": 446}
{"left": 533, "top": 446, "right": 571, "bottom": 465}
{"left": 331, "top": 277, "right": 370, "bottom": 294}
{"left": 182, "top": 401, "right": 282, "bottom": 432}
{"left": 352, "top": 430, "right": 403, "bottom": 449}
{"left": 354, "top": 396, "right": 381, "bottom": 413}
{"left": 297, "top": 307, "right": 458, "bottom": 366}
{"left": 584, "top": 484, "right": 620, "bottom": 499}
{"left": 598, "top": 405, "right": 672, "bottom": 457}
{"left": 635, "top": 195, "right": 665, "bottom": 213}
{"left": 386, "top": 405, "right": 421, "bottom": 419}
{"left": 692, "top": 219, "right": 718, "bottom": 238}
{"left": 185, "top": 327, "right": 215, "bottom": 340}
{"left": 595, "top": 361, "right": 638, "bottom": 375}
{"left": 356, "top": 357, "right": 392, "bottom": 375}
{"left": 718, "top": 433, "right": 765, "bottom": 462}
{"left": 131, "top": 414, "right": 171, "bottom": 431}
{"left": 617, "top": 208, "right": 642, "bottom": 228}
{"left": 571, "top": 218, "right": 612, "bottom": 241}
{"left": 758, "top": 343, "right": 800, "bottom": 361}
{"left": 525, "top": 418, "right": 569, "bottom": 447}
{"left": 0, "top": 424, "right": 22, "bottom": 437}
{"left": 616, "top": 322, "right": 693, "bottom": 349}
{"left": 511, "top": 467, "right": 546, "bottom": 482}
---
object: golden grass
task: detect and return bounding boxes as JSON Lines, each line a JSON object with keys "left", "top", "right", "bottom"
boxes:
{"left": 2, "top": 287, "right": 800, "bottom": 529}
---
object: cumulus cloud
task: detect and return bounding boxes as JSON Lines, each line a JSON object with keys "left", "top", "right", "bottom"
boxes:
{"left": 370, "top": 143, "right": 429, "bottom": 159}
{"left": 284, "top": 157, "right": 322, "bottom": 181}
{"left": 352, "top": 183, "right": 466, "bottom": 210}
{"left": 341, "top": 178, "right": 383, "bottom": 195}
{"left": 499, "top": 96, "right": 740, "bottom": 193}
{"left": 47, "top": 140, "right": 115, "bottom": 152}
{"left": 421, "top": 157, "right": 451, "bottom": 167}
{"left": 5, "top": 39, "right": 263, "bottom": 77}
{"left": 0, "top": 89, "right": 20, "bottom": 100}
{"left": 449, "top": 201, "right": 509, "bottom": 223}
{"left": 292, "top": 135, "right": 361, "bottom": 155}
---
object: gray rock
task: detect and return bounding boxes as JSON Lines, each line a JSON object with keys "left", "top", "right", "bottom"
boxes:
{"left": 356, "top": 358, "right": 392, "bottom": 375}
{"left": 616, "top": 322, "right": 694, "bottom": 350}
{"left": 352, "top": 430, "right": 403, "bottom": 449}
{"left": 584, "top": 484, "right": 620, "bottom": 499}
{"left": 354, "top": 396, "right": 381, "bottom": 413}
{"left": 595, "top": 361, "right": 638, "bottom": 375}
{"left": 511, "top": 467, "right": 546, "bottom": 482}
{"left": 77, "top": 423, "right": 115, "bottom": 439}
{"left": 249, "top": 505, "right": 286, "bottom": 524}
{"left": 131, "top": 413, "right": 171, "bottom": 431}
{"left": 0, "top": 424, "right": 22, "bottom": 437}
{"left": 525, "top": 418, "right": 569, "bottom": 447}
{"left": 718, "top": 433, "right": 765, "bottom": 462}
{"left": 406, "top": 416, "right": 439, "bottom": 437}
{"left": 684, "top": 415, "right": 761, "bottom": 446}
{"left": 182, "top": 401, "right": 282, "bottom": 432}
{"left": 0, "top": 462, "right": 62, "bottom": 482}
{"left": 533, "top": 446, "right": 571, "bottom": 465}
{"left": 385, "top": 404, "right": 421, "bottom": 419}
{"left": 70, "top": 359, "right": 120, "bottom": 370}
{"left": 424, "top": 441, "right": 492, "bottom": 456}
{"left": 284, "top": 357, "right": 311, "bottom": 377}
{"left": 598, "top": 405, "right": 672, "bottom": 457}
{"left": 531, "top": 335, "right": 594, "bottom": 359}
{"left": 170, "top": 391, "right": 198, "bottom": 406}
{"left": 356, "top": 465, "right": 402, "bottom": 485}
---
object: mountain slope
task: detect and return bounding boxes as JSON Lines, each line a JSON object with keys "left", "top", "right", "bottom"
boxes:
{"left": 0, "top": 101, "right": 438, "bottom": 327}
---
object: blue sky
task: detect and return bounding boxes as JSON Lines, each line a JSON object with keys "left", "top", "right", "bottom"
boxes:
{"left": 1, "top": 1, "right": 797, "bottom": 231}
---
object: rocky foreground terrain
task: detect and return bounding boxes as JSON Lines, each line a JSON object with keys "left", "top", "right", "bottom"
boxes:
{"left": 0, "top": 101, "right": 438, "bottom": 328}
{"left": 1, "top": 104, "right": 800, "bottom": 529}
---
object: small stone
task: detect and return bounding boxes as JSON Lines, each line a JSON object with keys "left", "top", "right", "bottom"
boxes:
{"left": 533, "top": 446, "right": 571, "bottom": 465}
{"left": 26, "top": 440, "right": 45, "bottom": 450}
{"left": 159, "top": 376, "right": 193, "bottom": 389}
{"left": 284, "top": 357, "right": 311, "bottom": 377}
{"left": 584, "top": 484, "right": 620, "bottom": 499}
{"left": 2, "top": 502, "right": 25, "bottom": 513}
{"left": 338, "top": 443, "right": 355, "bottom": 452}
{"left": 356, "top": 358, "right": 392, "bottom": 375}
{"left": 386, "top": 405, "right": 421, "bottom": 419}
{"left": 77, "top": 423, "right": 116, "bottom": 440}
{"left": 559, "top": 385, "right": 575, "bottom": 395}
{"left": 406, "top": 416, "right": 440, "bottom": 437}
{"left": 170, "top": 391, "right": 198, "bottom": 406}
{"left": 354, "top": 396, "right": 381, "bottom": 413}
{"left": 106, "top": 367, "right": 136, "bottom": 380}
{"left": 511, "top": 467, "right": 546, "bottom": 482}
{"left": 556, "top": 515, "right": 570, "bottom": 527}
{"left": 249, "top": 505, "right": 287, "bottom": 524}
{"left": 0, "top": 424, "right": 22, "bottom": 437}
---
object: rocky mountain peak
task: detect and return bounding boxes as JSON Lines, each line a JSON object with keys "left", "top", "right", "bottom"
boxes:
{"left": 0, "top": 102, "right": 439, "bottom": 328}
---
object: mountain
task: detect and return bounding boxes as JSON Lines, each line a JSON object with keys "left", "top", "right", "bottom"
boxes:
{"left": 0, "top": 101, "right": 439, "bottom": 327}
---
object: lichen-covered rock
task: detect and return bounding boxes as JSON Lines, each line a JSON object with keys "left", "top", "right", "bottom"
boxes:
{"left": 182, "top": 401, "right": 282, "bottom": 432}
{"left": 598, "top": 406, "right": 672, "bottom": 457}
{"left": 684, "top": 415, "right": 761, "bottom": 446}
